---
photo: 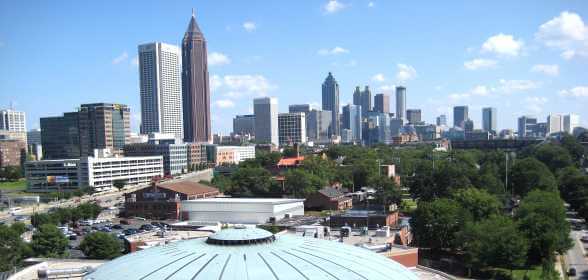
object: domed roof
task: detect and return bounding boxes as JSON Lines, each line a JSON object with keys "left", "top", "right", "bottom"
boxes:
{"left": 84, "top": 227, "right": 418, "bottom": 280}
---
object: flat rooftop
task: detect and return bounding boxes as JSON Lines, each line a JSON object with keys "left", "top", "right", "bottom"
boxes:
{"left": 183, "top": 197, "right": 305, "bottom": 204}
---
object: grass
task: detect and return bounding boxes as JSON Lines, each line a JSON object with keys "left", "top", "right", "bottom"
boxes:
{"left": 0, "top": 180, "right": 26, "bottom": 191}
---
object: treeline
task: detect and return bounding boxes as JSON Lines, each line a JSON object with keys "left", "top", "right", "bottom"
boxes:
{"left": 31, "top": 202, "right": 102, "bottom": 227}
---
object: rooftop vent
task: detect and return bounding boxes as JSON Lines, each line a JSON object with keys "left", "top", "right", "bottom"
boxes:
{"left": 206, "top": 227, "right": 275, "bottom": 245}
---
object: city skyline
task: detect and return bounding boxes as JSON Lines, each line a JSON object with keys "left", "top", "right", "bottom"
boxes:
{"left": 1, "top": 1, "right": 587, "bottom": 134}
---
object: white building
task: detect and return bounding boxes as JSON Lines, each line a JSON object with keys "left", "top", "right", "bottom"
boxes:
{"left": 564, "top": 114, "right": 580, "bottom": 134}
{"left": 278, "top": 112, "right": 306, "bottom": 146}
{"left": 254, "top": 97, "right": 279, "bottom": 146}
{"left": 0, "top": 109, "right": 26, "bottom": 132}
{"left": 547, "top": 114, "right": 563, "bottom": 134}
{"left": 138, "top": 42, "right": 184, "bottom": 139}
{"left": 25, "top": 150, "right": 163, "bottom": 192}
{"left": 206, "top": 145, "right": 255, "bottom": 165}
{"left": 181, "top": 198, "right": 305, "bottom": 224}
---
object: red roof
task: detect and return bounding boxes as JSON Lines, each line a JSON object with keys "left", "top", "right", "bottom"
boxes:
{"left": 157, "top": 181, "right": 219, "bottom": 196}
{"left": 277, "top": 156, "right": 305, "bottom": 167}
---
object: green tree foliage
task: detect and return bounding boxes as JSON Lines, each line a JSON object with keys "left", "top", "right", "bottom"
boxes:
{"left": 254, "top": 151, "right": 281, "bottom": 168}
{"left": 509, "top": 158, "right": 557, "bottom": 196}
{"left": 301, "top": 156, "right": 337, "bottom": 184}
{"left": 31, "top": 213, "right": 57, "bottom": 228}
{"left": 516, "top": 190, "right": 572, "bottom": 265}
{"left": 79, "top": 232, "right": 122, "bottom": 259}
{"left": 0, "top": 224, "right": 32, "bottom": 271}
{"left": 369, "top": 175, "right": 401, "bottom": 207}
{"left": 0, "top": 166, "right": 22, "bottom": 181}
{"left": 113, "top": 180, "right": 126, "bottom": 191}
{"left": 410, "top": 198, "right": 468, "bottom": 251}
{"left": 452, "top": 188, "right": 501, "bottom": 222}
{"left": 31, "top": 224, "right": 69, "bottom": 258}
{"left": 284, "top": 169, "right": 323, "bottom": 198}
{"left": 458, "top": 216, "right": 528, "bottom": 276}
{"left": 532, "top": 143, "right": 573, "bottom": 172}
{"left": 407, "top": 160, "right": 475, "bottom": 201}
{"left": 229, "top": 167, "right": 274, "bottom": 197}
{"left": 560, "top": 134, "right": 585, "bottom": 163}
{"left": 211, "top": 174, "right": 232, "bottom": 193}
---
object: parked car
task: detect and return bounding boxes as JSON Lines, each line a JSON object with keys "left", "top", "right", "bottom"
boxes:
{"left": 14, "top": 216, "right": 28, "bottom": 222}
{"left": 112, "top": 224, "right": 123, "bottom": 230}
{"left": 581, "top": 235, "right": 588, "bottom": 242}
{"left": 569, "top": 267, "right": 577, "bottom": 276}
{"left": 68, "top": 235, "right": 77, "bottom": 240}
{"left": 139, "top": 224, "right": 154, "bottom": 231}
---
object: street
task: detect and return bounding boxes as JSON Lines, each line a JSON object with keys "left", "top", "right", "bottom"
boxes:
{"left": 567, "top": 230, "right": 588, "bottom": 279}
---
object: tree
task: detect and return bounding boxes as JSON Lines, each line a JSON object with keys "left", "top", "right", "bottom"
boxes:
{"left": 31, "top": 213, "right": 57, "bottom": 228}
{"left": 0, "top": 224, "right": 32, "bottom": 271}
{"left": 53, "top": 208, "right": 73, "bottom": 225}
{"left": 79, "top": 232, "right": 122, "bottom": 259}
{"left": 31, "top": 224, "right": 69, "bottom": 258}
{"left": 211, "top": 175, "right": 232, "bottom": 193}
{"left": 113, "top": 180, "right": 126, "bottom": 192}
{"left": 410, "top": 198, "right": 468, "bottom": 251}
{"left": 284, "top": 169, "right": 322, "bottom": 198}
{"left": 510, "top": 158, "right": 557, "bottom": 196}
{"left": 516, "top": 190, "right": 572, "bottom": 269}
{"left": 458, "top": 215, "right": 528, "bottom": 277}
{"left": 476, "top": 162, "right": 505, "bottom": 196}
{"left": 533, "top": 143, "right": 573, "bottom": 172}
{"left": 560, "top": 134, "right": 585, "bottom": 163}
{"left": 254, "top": 151, "right": 281, "bottom": 168}
{"left": 76, "top": 203, "right": 102, "bottom": 220}
{"left": 229, "top": 167, "right": 274, "bottom": 196}
{"left": 1, "top": 166, "right": 22, "bottom": 181}
{"left": 452, "top": 188, "right": 501, "bottom": 222}
{"left": 370, "top": 175, "right": 401, "bottom": 207}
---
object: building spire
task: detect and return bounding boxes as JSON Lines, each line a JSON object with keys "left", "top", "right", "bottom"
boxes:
{"left": 192, "top": 8, "right": 195, "bottom": 17}
{"left": 184, "top": 9, "right": 203, "bottom": 39}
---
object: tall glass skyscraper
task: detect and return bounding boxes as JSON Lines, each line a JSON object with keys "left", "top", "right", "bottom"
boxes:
{"left": 254, "top": 97, "right": 279, "bottom": 146}
{"left": 342, "top": 104, "right": 362, "bottom": 143}
{"left": 138, "top": 42, "right": 183, "bottom": 139}
{"left": 182, "top": 11, "right": 211, "bottom": 143}
{"left": 322, "top": 72, "right": 340, "bottom": 137}
{"left": 374, "top": 93, "right": 390, "bottom": 114}
{"left": 353, "top": 86, "right": 372, "bottom": 117}
{"left": 482, "top": 107, "right": 497, "bottom": 134}
{"left": 395, "top": 86, "right": 406, "bottom": 122}
{"left": 453, "top": 106, "right": 469, "bottom": 128}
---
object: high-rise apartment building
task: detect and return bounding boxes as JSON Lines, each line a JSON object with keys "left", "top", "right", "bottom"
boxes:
{"left": 406, "top": 109, "right": 422, "bottom": 125}
{"left": 278, "top": 112, "right": 306, "bottom": 146}
{"left": 436, "top": 115, "right": 447, "bottom": 126}
{"left": 307, "top": 110, "right": 331, "bottom": 143}
{"left": 353, "top": 86, "right": 372, "bottom": 117}
{"left": 233, "top": 114, "right": 256, "bottom": 136}
{"left": 563, "top": 114, "right": 580, "bottom": 134}
{"left": 138, "top": 42, "right": 184, "bottom": 139}
{"left": 322, "top": 72, "right": 340, "bottom": 137}
{"left": 518, "top": 116, "right": 538, "bottom": 138}
{"left": 547, "top": 114, "right": 563, "bottom": 134}
{"left": 342, "top": 104, "right": 362, "bottom": 143}
{"left": 0, "top": 109, "right": 26, "bottom": 132}
{"left": 182, "top": 12, "right": 211, "bottom": 143}
{"left": 254, "top": 97, "right": 279, "bottom": 146}
{"left": 40, "top": 112, "right": 81, "bottom": 159}
{"left": 482, "top": 107, "right": 497, "bottom": 134}
{"left": 453, "top": 106, "right": 469, "bottom": 128}
{"left": 374, "top": 93, "right": 390, "bottom": 114}
{"left": 395, "top": 86, "right": 406, "bottom": 122}
{"left": 78, "top": 103, "right": 131, "bottom": 156}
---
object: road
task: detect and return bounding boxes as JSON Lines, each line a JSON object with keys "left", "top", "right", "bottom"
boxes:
{"left": 567, "top": 230, "right": 588, "bottom": 279}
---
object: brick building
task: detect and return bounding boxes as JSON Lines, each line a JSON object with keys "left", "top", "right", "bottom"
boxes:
{"left": 305, "top": 187, "right": 352, "bottom": 211}
{"left": 0, "top": 139, "right": 26, "bottom": 168}
{"left": 124, "top": 181, "right": 219, "bottom": 220}
{"left": 329, "top": 210, "right": 399, "bottom": 229}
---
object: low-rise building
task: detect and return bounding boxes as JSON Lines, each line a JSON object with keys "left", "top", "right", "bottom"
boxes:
{"left": 205, "top": 145, "right": 255, "bottom": 166}
{"left": 124, "top": 181, "right": 220, "bottom": 220}
{"left": 186, "top": 142, "right": 207, "bottom": 168}
{"left": 124, "top": 143, "right": 188, "bottom": 175}
{"left": 306, "top": 187, "right": 353, "bottom": 211}
{"left": 181, "top": 198, "right": 305, "bottom": 224}
{"left": 330, "top": 209, "right": 399, "bottom": 229}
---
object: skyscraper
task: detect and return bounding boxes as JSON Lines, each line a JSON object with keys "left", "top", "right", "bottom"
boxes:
{"left": 254, "top": 97, "right": 279, "bottom": 146}
{"left": 182, "top": 11, "right": 211, "bottom": 143}
{"left": 518, "top": 116, "right": 538, "bottom": 138}
{"left": 322, "top": 72, "right": 340, "bottom": 137}
{"left": 482, "top": 107, "right": 497, "bottom": 134}
{"left": 0, "top": 109, "right": 26, "bottom": 132}
{"left": 352, "top": 86, "right": 372, "bottom": 117}
{"left": 436, "top": 115, "right": 447, "bottom": 126}
{"left": 233, "top": 114, "right": 256, "bottom": 136}
{"left": 138, "top": 42, "right": 183, "bottom": 139}
{"left": 289, "top": 104, "right": 312, "bottom": 114}
{"left": 374, "top": 93, "right": 390, "bottom": 114}
{"left": 307, "top": 110, "right": 331, "bottom": 143}
{"left": 40, "top": 112, "right": 81, "bottom": 159}
{"left": 78, "top": 103, "right": 131, "bottom": 156}
{"left": 406, "top": 109, "right": 422, "bottom": 124}
{"left": 453, "top": 106, "right": 469, "bottom": 128}
{"left": 278, "top": 113, "right": 306, "bottom": 146}
{"left": 563, "top": 114, "right": 580, "bottom": 134}
{"left": 395, "top": 86, "right": 406, "bottom": 122}
{"left": 342, "top": 104, "right": 362, "bottom": 143}
{"left": 547, "top": 114, "right": 563, "bottom": 134}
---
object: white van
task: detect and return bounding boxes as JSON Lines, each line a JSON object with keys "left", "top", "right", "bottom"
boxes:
{"left": 9, "top": 207, "right": 22, "bottom": 216}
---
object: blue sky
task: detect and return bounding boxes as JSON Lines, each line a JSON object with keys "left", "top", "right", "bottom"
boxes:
{"left": 1, "top": 0, "right": 587, "bottom": 134}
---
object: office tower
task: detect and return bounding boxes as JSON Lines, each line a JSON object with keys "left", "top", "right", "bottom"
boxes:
{"left": 374, "top": 93, "right": 390, "bottom": 114}
{"left": 453, "top": 106, "right": 469, "bottom": 128}
{"left": 436, "top": 115, "right": 447, "bottom": 126}
{"left": 278, "top": 112, "right": 306, "bottom": 146}
{"left": 395, "top": 86, "right": 406, "bottom": 122}
{"left": 406, "top": 109, "right": 422, "bottom": 124}
{"left": 78, "top": 103, "right": 131, "bottom": 156}
{"left": 342, "top": 104, "right": 362, "bottom": 143}
{"left": 322, "top": 72, "right": 340, "bottom": 137}
{"left": 289, "top": 104, "right": 312, "bottom": 114}
{"left": 254, "top": 97, "right": 279, "bottom": 146}
{"left": 518, "top": 116, "right": 538, "bottom": 138}
{"left": 482, "top": 107, "right": 497, "bottom": 134}
{"left": 27, "top": 129, "right": 41, "bottom": 146}
{"left": 182, "top": 12, "right": 211, "bottom": 143}
{"left": 233, "top": 114, "right": 256, "bottom": 136}
{"left": 464, "top": 119, "right": 474, "bottom": 133}
{"left": 353, "top": 86, "right": 372, "bottom": 117}
{"left": 563, "top": 114, "right": 580, "bottom": 134}
{"left": 390, "top": 118, "right": 404, "bottom": 137}
{"left": 307, "top": 110, "right": 331, "bottom": 143}
{"left": 547, "top": 114, "right": 564, "bottom": 134}
{"left": 138, "top": 42, "right": 183, "bottom": 139}
{"left": 40, "top": 112, "right": 81, "bottom": 159}
{"left": 0, "top": 109, "right": 26, "bottom": 132}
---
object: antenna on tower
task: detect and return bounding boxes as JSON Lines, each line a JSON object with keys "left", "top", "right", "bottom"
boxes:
{"left": 192, "top": 8, "right": 195, "bottom": 17}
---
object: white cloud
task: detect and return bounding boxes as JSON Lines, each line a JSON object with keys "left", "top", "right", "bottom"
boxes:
{"left": 317, "top": 46, "right": 349, "bottom": 55}
{"left": 214, "top": 99, "right": 236, "bottom": 108}
{"left": 471, "top": 85, "right": 490, "bottom": 96}
{"left": 210, "top": 75, "right": 223, "bottom": 92}
{"left": 208, "top": 52, "right": 231, "bottom": 66}
{"left": 530, "top": 64, "right": 559, "bottom": 76}
{"left": 448, "top": 85, "right": 493, "bottom": 101}
{"left": 242, "top": 21, "right": 257, "bottom": 32}
{"left": 323, "top": 0, "right": 347, "bottom": 14}
{"left": 396, "top": 64, "right": 417, "bottom": 82}
{"left": 378, "top": 84, "right": 396, "bottom": 92}
{"left": 214, "top": 75, "right": 277, "bottom": 98}
{"left": 368, "top": 2, "right": 375, "bottom": 8}
{"left": 112, "top": 52, "right": 128, "bottom": 64}
{"left": 130, "top": 56, "right": 139, "bottom": 66}
{"left": 524, "top": 96, "right": 548, "bottom": 114}
{"left": 559, "top": 86, "right": 588, "bottom": 98}
{"left": 463, "top": 58, "right": 497, "bottom": 70}
{"left": 536, "top": 11, "right": 588, "bottom": 59}
{"left": 499, "top": 79, "right": 540, "bottom": 93}
{"left": 481, "top": 33, "right": 524, "bottom": 56}
{"left": 371, "top": 73, "right": 385, "bottom": 82}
